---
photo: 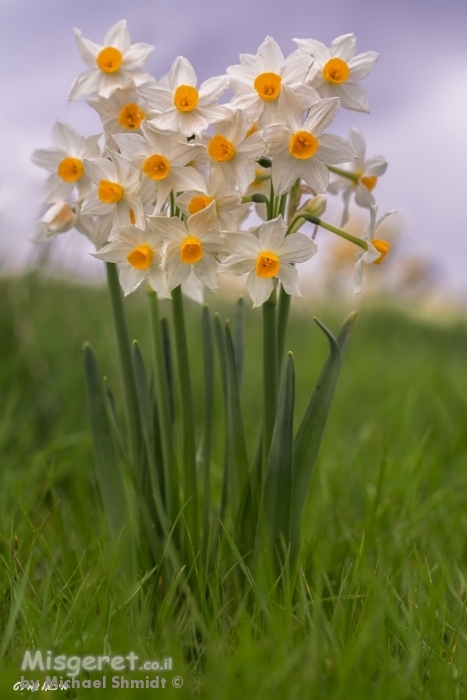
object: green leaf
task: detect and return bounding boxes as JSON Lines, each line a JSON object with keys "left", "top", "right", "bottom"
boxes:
{"left": 233, "top": 297, "right": 245, "bottom": 387}
{"left": 201, "top": 305, "right": 214, "bottom": 564}
{"left": 291, "top": 312, "right": 357, "bottom": 558}
{"left": 132, "top": 341, "right": 169, "bottom": 540}
{"left": 83, "top": 343, "right": 127, "bottom": 541}
{"left": 261, "top": 352, "right": 295, "bottom": 559}
{"left": 225, "top": 321, "right": 250, "bottom": 522}
{"left": 213, "top": 313, "right": 229, "bottom": 523}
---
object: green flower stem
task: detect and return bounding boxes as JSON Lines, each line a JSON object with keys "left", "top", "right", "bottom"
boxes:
{"left": 287, "top": 214, "right": 368, "bottom": 251}
{"left": 105, "top": 262, "right": 140, "bottom": 472}
{"left": 328, "top": 165, "right": 359, "bottom": 184}
{"left": 148, "top": 289, "right": 177, "bottom": 522}
{"left": 171, "top": 284, "right": 199, "bottom": 556}
{"left": 201, "top": 306, "right": 214, "bottom": 565}
{"left": 277, "top": 287, "right": 291, "bottom": 370}
{"left": 262, "top": 286, "right": 278, "bottom": 465}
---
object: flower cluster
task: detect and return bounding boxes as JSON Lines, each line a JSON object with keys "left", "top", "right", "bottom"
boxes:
{"left": 32, "top": 21, "right": 393, "bottom": 300}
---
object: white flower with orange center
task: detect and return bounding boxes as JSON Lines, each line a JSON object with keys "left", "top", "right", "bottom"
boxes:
{"left": 219, "top": 216, "right": 317, "bottom": 307}
{"left": 112, "top": 121, "right": 206, "bottom": 212}
{"left": 92, "top": 223, "right": 168, "bottom": 297}
{"left": 294, "top": 33, "right": 378, "bottom": 112}
{"left": 354, "top": 205, "right": 395, "bottom": 295}
{"left": 69, "top": 20, "right": 154, "bottom": 100}
{"left": 81, "top": 151, "right": 145, "bottom": 229}
{"left": 88, "top": 87, "right": 156, "bottom": 147}
{"left": 150, "top": 203, "right": 230, "bottom": 292}
{"left": 176, "top": 166, "right": 242, "bottom": 231}
{"left": 199, "top": 109, "right": 266, "bottom": 194}
{"left": 31, "top": 122, "right": 101, "bottom": 203}
{"left": 227, "top": 36, "right": 319, "bottom": 128}
{"left": 263, "top": 87, "right": 356, "bottom": 196}
{"left": 328, "top": 127, "right": 388, "bottom": 225}
{"left": 137, "top": 57, "right": 229, "bottom": 137}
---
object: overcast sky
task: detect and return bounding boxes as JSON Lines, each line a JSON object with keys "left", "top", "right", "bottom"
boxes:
{"left": 1, "top": 0, "right": 466, "bottom": 293}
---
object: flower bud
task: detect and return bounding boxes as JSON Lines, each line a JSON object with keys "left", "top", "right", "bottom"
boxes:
{"left": 297, "top": 195, "right": 327, "bottom": 218}
{"left": 31, "top": 202, "right": 79, "bottom": 242}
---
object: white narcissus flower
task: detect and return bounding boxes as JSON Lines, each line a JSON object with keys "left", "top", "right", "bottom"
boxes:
{"left": 227, "top": 36, "right": 319, "bottom": 127}
{"left": 31, "top": 201, "right": 80, "bottom": 242}
{"left": 354, "top": 205, "right": 395, "bottom": 295}
{"left": 91, "top": 222, "right": 168, "bottom": 296}
{"left": 150, "top": 203, "right": 230, "bottom": 292}
{"left": 69, "top": 20, "right": 154, "bottom": 100}
{"left": 88, "top": 87, "right": 156, "bottom": 146}
{"left": 138, "top": 57, "right": 229, "bottom": 137}
{"left": 219, "top": 216, "right": 317, "bottom": 307}
{"left": 113, "top": 122, "right": 206, "bottom": 212}
{"left": 176, "top": 166, "right": 242, "bottom": 231}
{"left": 328, "top": 127, "right": 388, "bottom": 225}
{"left": 81, "top": 151, "right": 145, "bottom": 229}
{"left": 200, "top": 109, "right": 265, "bottom": 195}
{"left": 263, "top": 87, "right": 356, "bottom": 196}
{"left": 31, "top": 122, "right": 101, "bottom": 203}
{"left": 294, "top": 33, "right": 378, "bottom": 112}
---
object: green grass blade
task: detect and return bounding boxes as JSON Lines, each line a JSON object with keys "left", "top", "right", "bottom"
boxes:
{"left": 83, "top": 343, "right": 127, "bottom": 541}
{"left": 214, "top": 312, "right": 229, "bottom": 523}
{"left": 291, "top": 312, "right": 357, "bottom": 558}
{"left": 261, "top": 352, "right": 295, "bottom": 563}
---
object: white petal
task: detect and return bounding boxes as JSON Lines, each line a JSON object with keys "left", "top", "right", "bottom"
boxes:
{"left": 68, "top": 69, "right": 102, "bottom": 100}
{"left": 148, "top": 215, "right": 187, "bottom": 242}
{"left": 170, "top": 166, "right": 207, "bottom": 194}
{"left": 43, "top": 174, "right": 73, "bottom": 203}
{"left": 84, "top": 157, "right": 116, "bottom": 184}
{"left": 348, "top": 51, "right": 379, "bottom": 82}
{"left": 99, "top": 71, "right": 127, "bottom": 98}
{"left": 365, "top": 156, "right": 388, "bottom": 177}
{"left": 125, "top": 194, "right": 146, "bottom": 229}
{"left": 53, "top": 122, "right": 84, "bottom": 155}
{"left": 278, "top": 263, "right": 301, "bottom": 296}
{"left": 168, "top": 56, "right": 197, "bottom": 89}
{"left": 299, "top": 156, "right": 330, "bottom": 194}
{"left": 165, "top": 246, "right": 191, "bottom": 290}
{"left": 340, "top": 188, "right": 353, "bottom": 227}
{"left": 246, "top": 270, "right": 274, "bottom": 307}
{"left": 259, "top": 216, "right": 287, "bottom": 250}
{"left": 73, "top": 28, "right": 100, "bottom": 67}
{"left": 293, "top": 38, "right": 330, "bottom": 63}
{"left": 355, "top": 184, "right": 374, "bottom": 209}
{"left": 92, "top": 240, "right": 131, "bottom": 263}
{"left": 256, "top": 36, "right": 284, "bottom": 74}
{"left": 271, "top": 151, "right": 302, "bottom": 197}
{"left": 263, "top": 124, "right": 290, "bottom": 156}
{"left": 220, "top": 255, "right": 256, "bottom": 275}
{"left": 282, "top": 51, "right": 313, "bottom": 84}
{"left": 105, "top": 20, "right": 131, "bottom": 52}
{"left": 193, "top": 255, "right": 218, "bottom": 290}
{"left": 137, "top": 81, "right": 174, "bottom": 111}
{"left": 181, "top": 270, "right": 205, "bottom": 304}
{"left": 348, "top": 127, "right": 366, "bottom": 161}
{"left": 112, "top": 132, "right": 148, "bottom": 161}
{"left": 198, "top": 75, "right": 230, "bottom": 105}
{"left": 330, "top": 34, "right": 357, "bottom": 61}
{"left": 279, "top": 232, "right": 317, "bottom": 264}
{"left": 124, "top": 43, "right": 154, "bottom": 69}
{"left": 147, "top": 265, "right": 170, "bottom": 297}
{"left": 31, "top": 148, "right": 63, "bottom": 172}
{"left": 317, "top": 134, "right": 356, "bottom": 164}
{"left": 303, "top": 97, "right": 341, "bottom": 137}
{"left": 187, "top": 201, "right": 218, "bottom": 235}
{"left": 277, "top": 86, "right": 303, "bottom": 131}
{"left": 335, "top": 83, "right": 369, "bottom": 112}
{"left": 353, "top": 252, "right": 365, "bottom": 295}
{"left": 119, "top": 263, "right": 146, "bottom": 296}
{"left": 81, "top": 191, "right": 113, "bottom": 216}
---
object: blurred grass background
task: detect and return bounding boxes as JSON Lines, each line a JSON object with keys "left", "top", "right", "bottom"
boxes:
{"left": 1, "top": 271, "right": 467, "bottom": 698}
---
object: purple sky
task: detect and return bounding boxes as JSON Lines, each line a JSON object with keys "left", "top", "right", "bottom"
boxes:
{"left": 1, "top": 0, "right": 466, "bottom": 292}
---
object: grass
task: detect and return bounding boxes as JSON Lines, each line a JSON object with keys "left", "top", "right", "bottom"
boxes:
{"left": 1, "top": 271, "right": 467, "bottom": 698}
